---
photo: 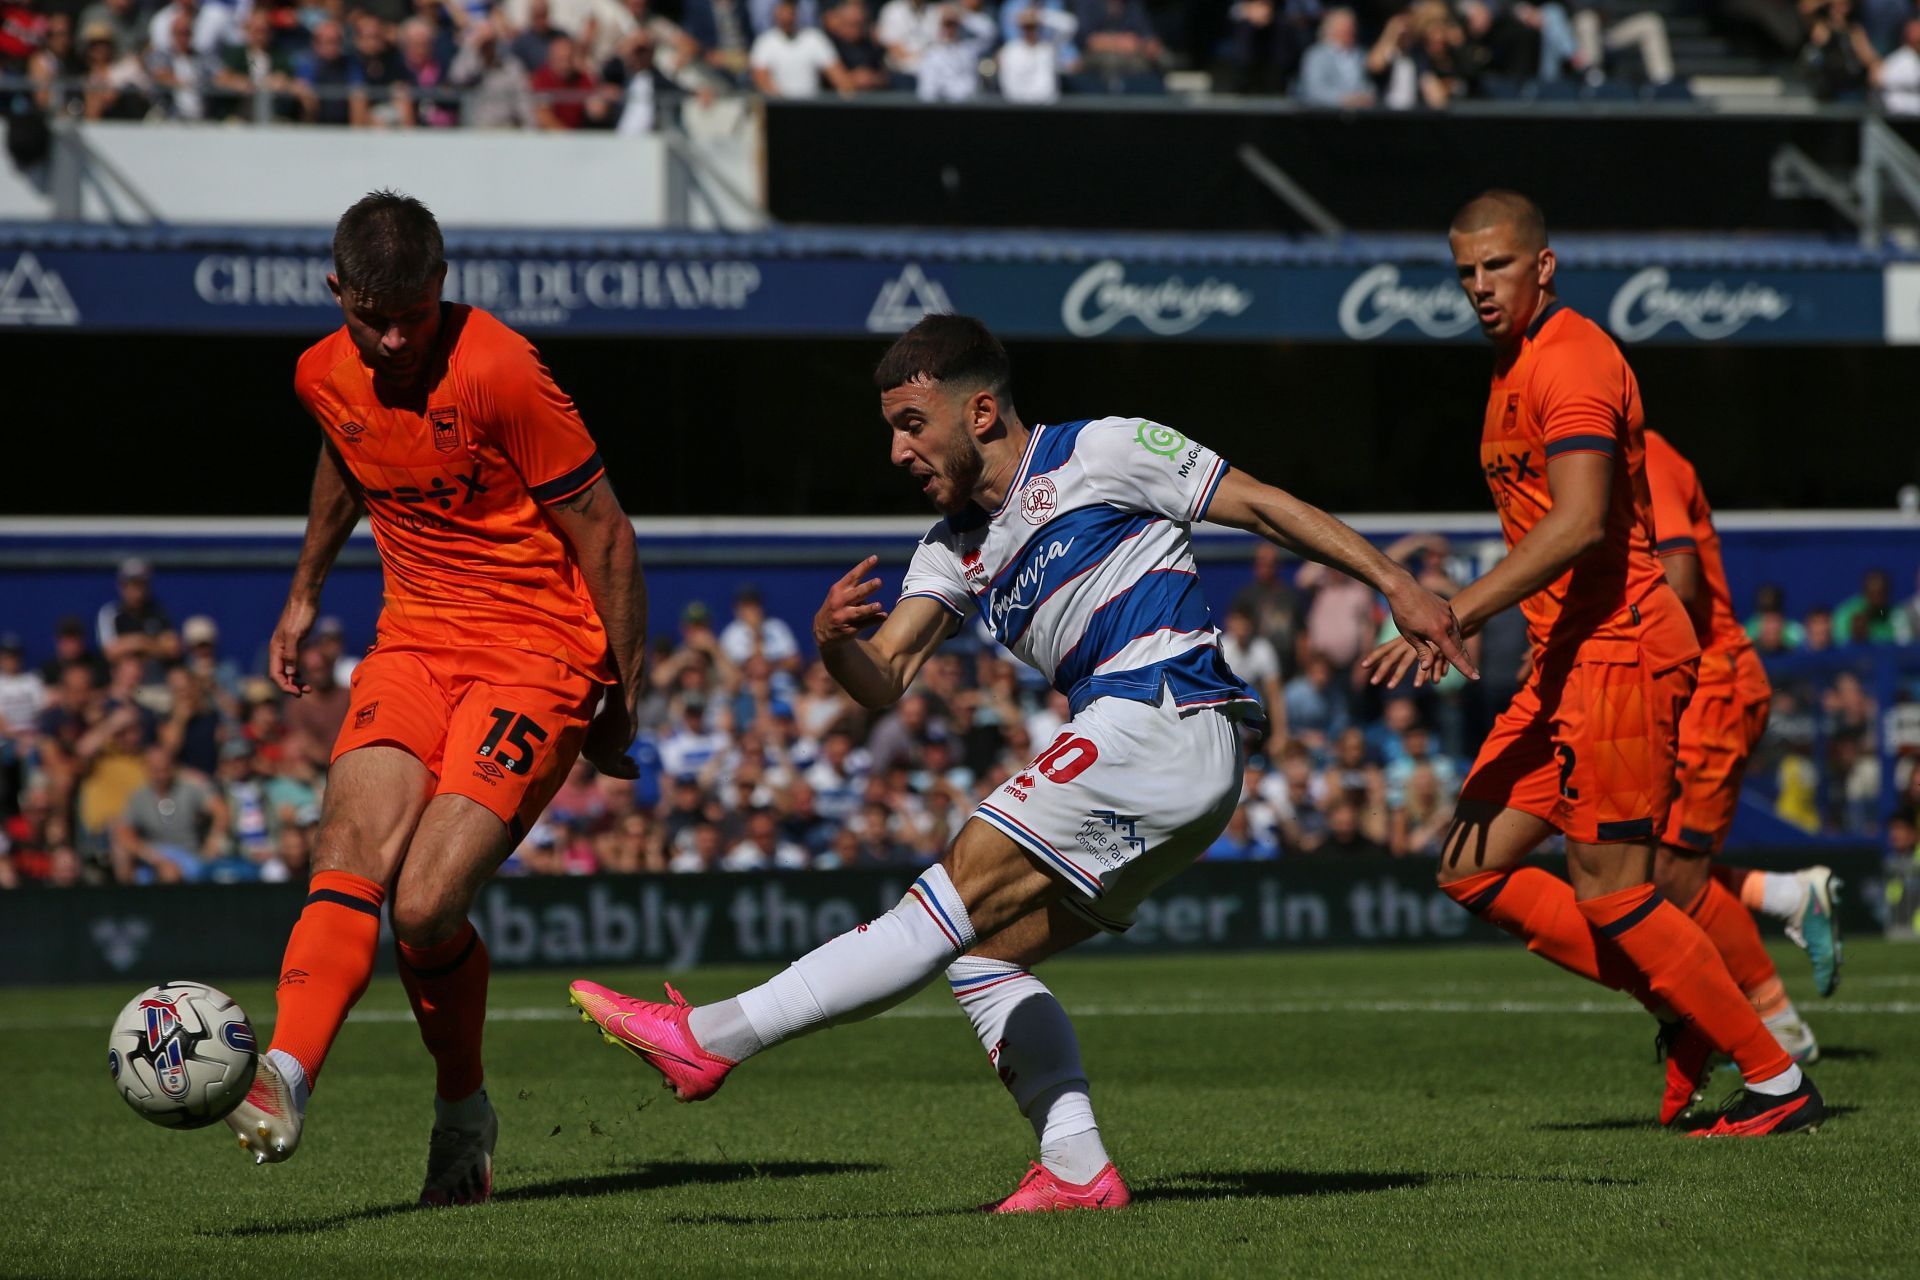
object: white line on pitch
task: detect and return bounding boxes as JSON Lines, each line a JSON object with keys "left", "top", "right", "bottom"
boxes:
{"left": 19, "top": 998, "right": 1920, "bottom": 1033}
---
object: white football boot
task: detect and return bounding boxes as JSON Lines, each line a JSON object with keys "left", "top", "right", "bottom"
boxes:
{"left": 225, "top": 1051, "right": 305, "bottom": 1164}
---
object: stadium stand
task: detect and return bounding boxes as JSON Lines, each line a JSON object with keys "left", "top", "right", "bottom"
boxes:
{"left": 4, "top": 0, "right": 1920, "bottom": 127}
{"left": 4, "top": 537, "right": 1914, "bottom": 890}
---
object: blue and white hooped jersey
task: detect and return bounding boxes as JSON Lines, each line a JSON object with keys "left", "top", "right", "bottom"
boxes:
{"left": 899, "top": 417, "right": 1262, "bottom": 718}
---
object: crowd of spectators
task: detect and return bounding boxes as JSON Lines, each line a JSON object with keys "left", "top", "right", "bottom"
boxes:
{"left": 9, "top": 0, "right": 1917, "bottom": 127}
{"left": 1, "top": 553, "right": 1915, "bottom": 891}
{"left": 1741, "top": 568, "right": 1920, "bottom": 849}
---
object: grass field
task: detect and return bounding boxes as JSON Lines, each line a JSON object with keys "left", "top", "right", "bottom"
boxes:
{"left": 2, "top": 940, "right": 1914, "bottom": 1278}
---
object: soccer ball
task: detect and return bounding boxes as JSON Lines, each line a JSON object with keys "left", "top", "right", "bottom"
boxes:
{"left": 108, "top": 982, "right": 258, "bottom": 1129}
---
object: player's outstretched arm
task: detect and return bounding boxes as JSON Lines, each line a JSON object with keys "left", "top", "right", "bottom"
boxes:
{"left": 1205, "top": 469, "right": 1475, "bottom": 682}
{"left": 814, "top": 555, "right": 957, "bottom": 710}
{"left": 1363, "top": 451, "right": 1609, "bottom": 688}
{"left": 273, "top": 441, "right": 364, "bottom": 698}
{"left": 548, "top": 475, "right": 648, "bottom": 779}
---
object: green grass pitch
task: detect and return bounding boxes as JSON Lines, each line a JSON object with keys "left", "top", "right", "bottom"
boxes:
{"left": 2, "top": 941, "right": 1914, "bottom": 1278}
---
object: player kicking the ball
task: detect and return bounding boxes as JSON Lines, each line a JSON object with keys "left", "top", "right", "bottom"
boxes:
{"left": 224, "top": 191, "right": 649, "bottom": 1204}
{"left": 570, "top": 315, "right": 1473, "bottom": 1212}
{"left": 1364, "top": 191, "right": 1824, "bottom": 1136}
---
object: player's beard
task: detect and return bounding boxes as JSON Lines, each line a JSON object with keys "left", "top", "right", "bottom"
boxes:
{"left": 932, "top": 431, "right": 985, "bottom": 515}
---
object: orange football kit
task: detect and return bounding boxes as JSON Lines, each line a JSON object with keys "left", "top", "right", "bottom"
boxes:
{"left": 268, "top": 304, "right": 613, "bottom": 1102}
{"left": 1440, "top": 302, "right": 1792, "bottom": 1098}
{"left": 296, "top": 304, "right": 610, "bottom": 839}
{"left": 1459, "top": 303, "right": 1700, "bottom": 841}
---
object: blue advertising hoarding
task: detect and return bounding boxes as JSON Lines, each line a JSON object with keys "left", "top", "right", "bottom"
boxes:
{"left": 0, "top": 228, "right": 1901, "bottom": 343}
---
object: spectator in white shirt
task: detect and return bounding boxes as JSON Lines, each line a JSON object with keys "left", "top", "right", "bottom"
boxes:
{"left": 718, "top": 585, "right": 802, "bottom": 672}
{"left": 749, "top": 0, "right": 849, "bottom": 96}
{"left": 1219, "top": 605, "right": 1283, "bottom": 718}
{"left": 876, "top": 0, "right": 942, "bottom": 71}
{"left": 0, "top": 635, "right": 47, "bottom": 735}
{"left": 1296, "top": 6, "right": 1374, "bottom": 108}
{"left": 723, "top": 808, "right": 813, "bottom": 870}
{"left": 146, "top": 0, "right": 239, "bottom": 59}
{"left": 998, "top": 3, "right": 1067, "bottom": 101}
{"left": 916, "top": 4, "right": 987, "bottom": 99}
{"left": 1876, "top": 18, "right": 1920, "bottom": 115}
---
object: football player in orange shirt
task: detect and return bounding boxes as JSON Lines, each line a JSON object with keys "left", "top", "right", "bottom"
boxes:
{"left": 1366, "top": 190, "right": 1824, "bottom": 1137}
{"left": 219, "top": 191, "right": 651, "bottom": 1202}
{"left": 1644, "top": 428, "right": 1839, "bottom": 1063}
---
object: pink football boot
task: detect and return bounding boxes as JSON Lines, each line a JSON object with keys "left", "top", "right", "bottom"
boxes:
{"left": 984, "top": 1163, "right": 1132, "bottom": 1213}
{"left": 567, "top": 980, "right": 736, "bottom": 1102}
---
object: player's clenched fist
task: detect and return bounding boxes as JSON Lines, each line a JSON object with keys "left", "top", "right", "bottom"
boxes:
{"left": 814, "top": 555, "right": 890, "bottom": 648}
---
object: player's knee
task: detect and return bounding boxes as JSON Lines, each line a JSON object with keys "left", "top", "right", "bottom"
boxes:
{"left": 1652, "top": 844, "right": 1706, "bottom": 904}
{"left": 389, "top": 888, "right": 467, "bottom": 948}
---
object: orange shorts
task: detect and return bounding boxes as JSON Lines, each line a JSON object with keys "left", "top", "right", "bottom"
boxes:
{"left": 1662, "top": 646, "right": 1772, "bottom": 855}
{"left": 1462, "top": 636, "right": 1700, "bottom": 845}
{"left": 332, "top": 642, "right": 603, "bottom": 839}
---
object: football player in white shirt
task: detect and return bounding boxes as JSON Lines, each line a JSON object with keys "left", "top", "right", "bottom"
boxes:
{"left": 571, "top": 315, "right": 1471, "bottom": 1212}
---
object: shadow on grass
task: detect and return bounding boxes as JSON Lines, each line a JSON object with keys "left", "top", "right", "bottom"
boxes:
{"left": 1536, "top": 1101, "right": 1860, "bottom": 1136}
{"left": 1137, "top": 1169, "right": 1429, "bottom": 1202}
{"left": 1812, "top": 1046, "right": 1876, "bottom": 1062}
{"left": 665, "top": 1167, "right": 1434, "bottom": 1225}
{"left": 1533, "top": 1117, "right": 1659, "bottom": 1133}
{"left": 202, "top": 1160, "right": 883, "bottom": 1237}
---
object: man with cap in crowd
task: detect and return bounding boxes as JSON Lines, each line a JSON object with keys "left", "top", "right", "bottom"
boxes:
{"left": 96, "top": 558, "right": 175, "bottom": 661}
{"left": 312, "top": 616, "right": 359, "bottom": 687}
{"left": 180, "top": 614, "right": 245, "bottom": 709}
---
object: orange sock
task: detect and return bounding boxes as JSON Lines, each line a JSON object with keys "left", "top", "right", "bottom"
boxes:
{"left": 1576, "top": 884, "right": 1791, "bottom": 1083}
{"left": 396, "top": 923, "right": 490, "bottom": 1101}
{"left": 1685, "top": 879, "right": 1789, "bottom": 1018}
{"left": 1711, "top": 864, "right": 1766, "bottom": 913}
{"left": 267, "top": 869, "right": 385, "bottom": 1086}
{"left": 1443, "top": 868, "right": 1656, "bottom": 1009}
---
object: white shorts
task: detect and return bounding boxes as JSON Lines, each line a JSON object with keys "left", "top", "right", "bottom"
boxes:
{"left": 973, "top": 690, "right": 1247, "bottom": 933}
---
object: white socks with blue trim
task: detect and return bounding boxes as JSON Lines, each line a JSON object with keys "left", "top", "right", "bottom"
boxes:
{"left": 947, "top": 956, "right": 1111, "bottom": 1185}
{"left": 691, "top": 866, "right": 978, "bottom": 1063}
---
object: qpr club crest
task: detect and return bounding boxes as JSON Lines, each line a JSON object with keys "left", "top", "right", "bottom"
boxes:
{"left": 1018, "top": 475, "right": 1058, "bottom": 525}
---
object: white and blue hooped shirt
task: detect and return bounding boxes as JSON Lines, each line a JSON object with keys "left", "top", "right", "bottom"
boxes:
{"left": 898, "top": 417, "right": 1263, "bottom": 718}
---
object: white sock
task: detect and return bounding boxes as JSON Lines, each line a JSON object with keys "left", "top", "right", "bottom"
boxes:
{"left": 685, "top": 999, "right": 763, "bottom": 1063}
{"left": 1746, "top": 1063, "right": 1804, "bottom": 1096}
{"left": 1763, "top": 1002, "right": 1805, "bottom": 1032}
{"left": 701, "top": 866, "right": 976, "bottom": 1061}
{"left": 266, "top": 1047, "right": 310, "bottom": 1114}
{"left": 947, "top": 956, "right": 1110, "bottom": 1184}
{"left": 1760, "top": 872, "right": 1806, "bottom": 922}
{"left": 434, "top": 1084, "right": 490, "bottom": 1130}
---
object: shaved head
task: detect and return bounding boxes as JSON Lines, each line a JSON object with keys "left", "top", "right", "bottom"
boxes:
{"left": 1450, "top": 190, "right": 1548, "bottom": 253}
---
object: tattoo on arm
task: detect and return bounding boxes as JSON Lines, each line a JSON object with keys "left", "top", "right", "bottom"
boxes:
{"left": 553, "top": 486, "right": 598, "bottom": 516}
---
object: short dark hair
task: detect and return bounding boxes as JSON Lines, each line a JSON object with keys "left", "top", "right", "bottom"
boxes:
{"left": 1449, "top": 189, "right": 1548, "bottom": 252}
{"left": 332, "top": 189, "right": 445, "bottom": 304}
{"left": 873, "top": 314, "right": 1012, "bottom": 400}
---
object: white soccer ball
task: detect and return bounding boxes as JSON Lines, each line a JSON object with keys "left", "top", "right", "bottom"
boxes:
{"left": 108, "top": 981, "right": 258, "bottom": 1129}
